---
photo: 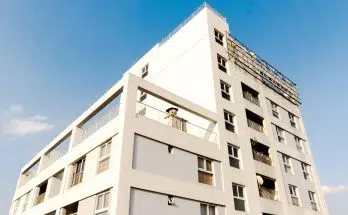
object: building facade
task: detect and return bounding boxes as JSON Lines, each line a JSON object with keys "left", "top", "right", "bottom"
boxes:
{"left": 10, "top": 3, "right": 328, "bottom": 215}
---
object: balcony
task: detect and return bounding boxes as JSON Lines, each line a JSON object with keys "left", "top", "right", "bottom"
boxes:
{"left": 242, "top": 83, "right": 260, "bottom": 106}
{"left": 251, "top": 140, "right": 272, "bottom": 165}
{"left": 35, "top": 181, "right": 48, "bottom": 205}
{"left": 311, "top": 202, "right": 318, "bottom": 211}
{"left": 246, "top": 110, "right": 264, "bottom": 133}
{"left": 35, "top": 193, "right": 45, "bottom": 205}
{"left": 136, "top": 102, "right": 217, "bottom": 143}
{"left": 260, "top": 187, "right": 278, "bottom": 201}
{"left": 253, "top": 150, "right": 272, "bottom": 165}
{"left": 76, "top": 104, "right": 120, "bottom": 145}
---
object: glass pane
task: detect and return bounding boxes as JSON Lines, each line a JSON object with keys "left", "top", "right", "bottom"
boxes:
{"left": 206, "top": 160, "right": 212, "bottom": 171}
{"left": 198, "top": 158, "right": 204, "bottom": 169}
{"left": 98, "top": 158, "right": 110, "bottom": 173}
{"left": 233, "top": 148, "right": 238, "bottom": 157}
{"left": 106, "top": 143, "right": 111, "bottom": 155}
{"left": 229, "top": 157, "right": 240, "bottom": 169}
{"left": 201, "top": 204, "right": 207, "bottom": 215}
{"left": 238, "top": 186, "right": 244, "bottom": 198}
{"left": 228, "top": 145, "right": 232, "bottom": 155}
{"left": 209, "top": 206, "right": 215, "bottom": 215}
{"left": 104, "top": 192, "right": 110, "bottom": 208}
{"left": 100, "top": 145, "right": 106, "bottom": 157}
{"left": 234, "top": 198, "right": 246, "bottom": 211}
{"left": 96, "top": 195, "right": 103, "bottom": 210}
{"left": 232, "top": 185, "right": 238, "bottom": 196}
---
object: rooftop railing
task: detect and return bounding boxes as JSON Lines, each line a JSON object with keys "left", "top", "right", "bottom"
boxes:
{"left": 41, "top": 151, "right": 67, "bottom": 171}
{"left": 75, "top": 104, "right": 120, "bottom": 145}
{"left": 136, "top": 102, "right": 217, "bottom": 143}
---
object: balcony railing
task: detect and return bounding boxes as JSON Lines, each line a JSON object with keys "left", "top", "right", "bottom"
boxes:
{"left": 247, "top": 119, "right": 264, "bottom": 133}
{"left": 253, "top": 150, "right": 272, "bottom": 165}
{"left": 20, "top": 170, "right": 37, "bottom": 187}
{"left": 136, "top": 102, "right": 217, "bottom": 143}
{"left": 259, "top": 187, "right": 277, "bottom": 201}
{"left": 71, "top": 172, "right": 83, "bottom": 187}
{"left": 76, "top": 104, "right": 120, "bottom": 145}
{"left": 291, "top": 196, "right": 300, "bottom": 206}
{"left": 35, "top": 193, "right": 45, "bottom": 205}
{"left": 243, "top": 91, "right": 260, "bottom": 106}
{"left": 41, "top": 151, "right": 67, "bottom": 171}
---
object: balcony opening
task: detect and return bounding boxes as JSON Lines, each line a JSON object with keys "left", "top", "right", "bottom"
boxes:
{"left": 62, "top": 202, "right": 79, "bottom": 215}
{"left": 42, "top": 133, "right": 71, "bottom": 170}
{"left": 45, "top": 211, "right": 56, "bottom": 215}
{"left": 19, "top": 159, "right": 40, "bottom": 187}
{"left": 242, "top": 83, "right": 260, "bottom": 106}
{"left": 251, "top": 139, "right": 272, "bottom": 165}
{"left": 257, "top": 174, "right": 277, "bottom": 201}
{"left": 48, "top": 170, "right": 64, "bottom": 198}
{"left": 135, "top": 91, "right": 217, "bottom": 143}
{"left": 35, "top": 181, "right": 48, "bottom": 205}
{"left": 246, "top": 110, "right": 264, "bottom": 133}
{"left": 70, "top": 157, "right": 85, "bottom": 187}
{"left": 75, "top": 90, "right": 122, "bottom": 145}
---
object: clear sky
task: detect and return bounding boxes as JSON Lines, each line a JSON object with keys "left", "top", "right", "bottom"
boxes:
{"left": 0, "top": 0, "right": 347, "bottom": 214}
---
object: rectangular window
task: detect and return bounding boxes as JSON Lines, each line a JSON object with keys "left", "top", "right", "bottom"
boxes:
{"left": 271, "top": 102, "right": 279, "bottom": 118}
{"left": 224, "top": 110, "right": 235, "bottom": 133}
{"left": 232, "top": 183, "right": 246, "bottom": 211}
{"left": 289, "top": 113, "right": 297, "bottom": 128}
{"left": 228, "top": 144, "right": 240, "bottom": 169}
{"left": 294, "top": 136, "right": 303, "bottom": 152}
{"left": 282, "top": 154, "right": 292, "bottom": 174}
{"left": 220, "top": 81, "right": 231, "bottom": 100}
{"left": 214, "top": 29, "right": 224, "bottom": 46}
{"left": 308, "top": 191, "right": 318, "bottom": 211}
{"left": 301, "top": 163, "right": 311, "bottom": 180}
{"left": 198, "top": 157, "right": 214, "bottom": 185}
{"left": 97, "top": 141, "right": 112, "bottom": 173}
{"left": 200, "top": 203, "right": 216, "bottom": 215}
{"left": 139, "top": 91, "right": 147, "bottom": 102}
{"left": 217, "top": 54, "right": 227, "bottom": 73}
{"left": 95, "top": 190, "right": 110, "bottom": 215}
{"left": 71, "top": 157, "right": 85, "bottom": 187}
{"left": 289, "top": 185, "right": 300, "bottom": 206}
{"left": 276, "top": 126, "right": 285, "bottom": 143}
{"left": 141, "top": 64, "right": 149, "bottom": 78}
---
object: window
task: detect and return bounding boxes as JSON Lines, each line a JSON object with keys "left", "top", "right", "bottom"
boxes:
{"left": 224, "top": 110, "right": 235, "bottom": 133}
{"left": 301, "top": 163, "right": 311, "bottom": 180}
{"left": 200, "top": 203, "right": 216, "bottom": 215}
{"left": 276, "top": 126, "right": 285, "bottom": 143}
{"left": 282, "top": 154, "right": 292, "bottom": 174}
{"left": 217, "top": 54, "right": 227, "bottom": 73}
{"left": 214, "top": 29, "right": 224, "bottom": 46}
{"left": 232, "top": 183, "right": 246, "bottom": 211}
{"left": 289, "top": 113, "right": 297, "bottom": 128}
{"left": 141, "top": 64, "right": 149, "bottom": 78}
{"left": 198, "top": 157, "right": 213, "bottom": 185}
{"left": 294, "top": 136, "right": 303, "bottom": 152}
{"left": 228, "top": 144, "right": 240, "bottom": 169}
{"left": 308, "top": 191, "right": 318, "bottom": 211}
{"left": 95, "top": 191, "right": 110, "bottom": 215}
{"left": 139, "top": 91, "right": 147, "bottom": 102}
{"left": 22, "top": 192, "right": 30, "bottom": 212}
{"left": 97, "top": 141, "right": 111, "bottom": 173}
{"left": 289, "top": 185, "right": 300, "bottom": 206}
{"left": 71, "top": 157, "right": 85, "bottom": 187}
{"left": 220, "top": 81, "right": 231, "bottom": 100}
{"left": 168, "top": 195, "right": 175, "bottom": 206}
{"left": 271, "top": 102, "right": 279, "bottom": 118}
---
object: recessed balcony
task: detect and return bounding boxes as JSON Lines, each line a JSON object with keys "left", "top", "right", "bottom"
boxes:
{"left": 251, "top": 139, "right": 272, "bottom": 166}
{"left": 246, "top": 110, "right": 264, "bottom": 133}
{"left": 257, "top": 174, "right": 278, "bottom": 201}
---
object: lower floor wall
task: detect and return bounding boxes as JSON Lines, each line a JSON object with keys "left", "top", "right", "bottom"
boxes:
{"left": 129, "top": 188, "right": 225, "bottom": 215}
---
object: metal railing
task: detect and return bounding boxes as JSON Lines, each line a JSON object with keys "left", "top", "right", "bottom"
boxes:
{"left": 76, "top": 104, "right": 120, "bottom": 145}
{"left": 35, "top": 193, "right": 45, "bottom": 205}
{"left": 243, "top": 91, "right": 260, "bottom": 106}
{"left": 291, "top": 196, "right": 300, "bottom": 206}
{"left": 136, "top": 102, "right": 217, "bottom": 143}
{"left": 247, "top": 119, "right": 264, "bottom": 133}
{"left": 259, "top": 187, "right": 277, "bottom": 201}
{"left": 253, "top": 150, "right": 272, "bottom": 165}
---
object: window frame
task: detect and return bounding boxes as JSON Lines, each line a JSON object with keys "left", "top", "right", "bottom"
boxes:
{"left": 289, "top": 184, "right": 300, "bottom": 206}
{"left": 232, "top": 183, "right": 246, "bottom": 212}
{"left": 217, "top": 54, "right": 227, "bottom": 73}
{"left": 139, "top": 90, "right": 147, "bottom": 102}
{"left": 308, "top": 191, "right": 318, "bottom": 211}
{"left": 276, "top": 126, "right": 285, "bottom": 143}
{"left": 294, "top": 136, "right": 303, "bottom": 152}
{"left": 271, "top": 101, "right": 279, "bottom": 118}
{"left": 141, "top": 64, "right": 149, "bottom": 78}
{"left": 282, "top": 154, "right": 293, "bottom": 174}
{"left": 97, "top": 140, "right": 112, "bottom": 174}
{"left": 214, "top": 28, "right": 224, "bottom": 46}
{"left": 95, "top": 190, "right": 110, "bottom": 215}
{"left": 220, "top": 80, "right": 231, "bottom": 101}
{"left": 289, "top": 113, "right": 297, "bottom": 128}
{"left": 198, "top": 157, "right": 214, "bottom": 185}
{"left": 224, "top": 110, "right": 235, "bottom": 133}
{"left": 301, "top": 162, "right": 311, "bottom": 180}
{"left": 228, "top": 144, "right": 240, "bottom": 169}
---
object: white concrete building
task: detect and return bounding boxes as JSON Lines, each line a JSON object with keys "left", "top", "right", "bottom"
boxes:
{"left": 10, "top": 3, "right": 328, "bottom": 215}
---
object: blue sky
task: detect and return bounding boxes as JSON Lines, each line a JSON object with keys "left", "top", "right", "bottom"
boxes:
{"left": 0, "top": 0, "right": 347, "bottom": 214}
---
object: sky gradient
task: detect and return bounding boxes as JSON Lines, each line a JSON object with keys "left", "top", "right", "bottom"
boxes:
{"left": 1, "top": 0, "right": 347, "bottom": 214}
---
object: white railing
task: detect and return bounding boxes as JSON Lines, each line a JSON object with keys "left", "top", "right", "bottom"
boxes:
{"left": 76, "top": 104, "right": 120, "bottom": 145}
{"left": 136, "top": 102, "right": 217, "bottom": 143}
{"left": 41, "top": 151, "right": 67, "bottom": 171}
